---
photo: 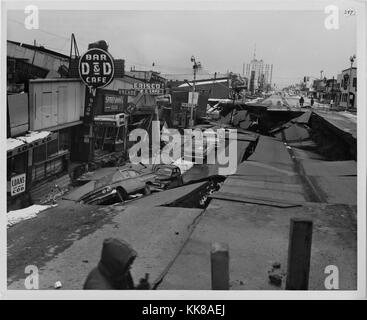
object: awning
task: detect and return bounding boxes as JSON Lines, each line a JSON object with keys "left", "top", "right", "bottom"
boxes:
{"left": 7, "top": 131, "right": 58, "bottom": 158}
{"left": 94, "top": 113, "right": 127, "bottom": 127}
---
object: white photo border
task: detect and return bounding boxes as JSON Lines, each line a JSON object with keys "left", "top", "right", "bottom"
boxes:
{"left": 0, "top": 0, "right": 366, "bottom": 300}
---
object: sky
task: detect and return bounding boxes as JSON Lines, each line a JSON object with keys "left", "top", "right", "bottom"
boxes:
{"left": 7, "top": 9, "right": 356, "bottom": 88}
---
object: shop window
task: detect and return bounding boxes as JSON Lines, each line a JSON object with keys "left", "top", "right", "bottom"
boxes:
{"left": 59, "top": 129, "right": 71, "bottom": 151}
{"left": 30, "top": 130, "right": 70, "bottom": 184}
{"left": 47, "top": 139, "right": 59, "bottom": 158}
{"left": 7, "top": 154, "right": 26, "bottom": 181}
{"left": 32, "top": 163, "right": 46, "bottom": 182}
{"left": 33, "top": 144, "right": 47, "bottom": 164}
{"left": 32, "top": 158, "right": 64, "bottom": 183}
{"left": 94, "top": 126, "right": 119, "bottom": 150}
{"left": 116, "top": 127, "right": 124, "bottom": 143}
{"left": 105, "top": 127, "right": 117, "bottom": 143}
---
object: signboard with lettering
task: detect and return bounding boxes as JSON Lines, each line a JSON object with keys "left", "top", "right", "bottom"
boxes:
{"left": 181, "top": 102, "right": 196, "bottom": 108}
{"left": 79, "top": 48, "right": 115, "bottom": 88}
{"left": 343, "top": 74, "right": 349, "bottom": 90}
{"left": 118, "top": 88, "right": 137, "bottom": 96}
{"left": 79, "top": 48, "right": 115, "bottom": 124}
{"left": 11, "top": 173, "right": 26, "bottom": 196}
{"left": 188, "top": 92, "right": 199, "bottom": 105}
{"left": 133, "top": 83, "right": 164, "bottom": 95}
{"left": 104, "top": 94, "right": 125, "bottom": 113}
{"left": 94, "top": 113, "right": 127, "bottom": 127}
{"left": 84, "top": 90, "right": 97, "bottom": 124}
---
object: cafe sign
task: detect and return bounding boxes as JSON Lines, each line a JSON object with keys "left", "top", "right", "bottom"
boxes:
{"left": 11, "top": 173, "right": 26, "bottom": 196}
{"left": 79, "top": 48, "right": 115, "bottom": 124}
{"left": 79, "top": 48, "right": 115, "bottom": 88}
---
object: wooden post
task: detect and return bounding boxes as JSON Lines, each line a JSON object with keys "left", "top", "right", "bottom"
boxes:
{"left": 211, "top": 242, "right": 229, "bottom": 290}
{"left": 286, "top": 219, "right": 313, "bottom": 290}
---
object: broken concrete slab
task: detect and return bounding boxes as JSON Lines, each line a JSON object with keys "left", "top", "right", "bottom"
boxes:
{"left": 232, "top": 110, "right": 252, "bottom": 129}
{"left": 218, "top": 176, "right": 306, "bottom": 203}
{"left": 308, "top": 176, "right": 357, "bottom": 205}
{"left": 8, "top": 182, "right": 212, "bottom": 289}
{"left": 274, "top": 123, "right": 310, "bottom": 142}
{"left": 158, "top": 200, "right": 357, "bottom": 290}
{"left": 248, "top": 136, "right": 294, "bottom": 165}
{"left": 291, "top": 111, "right": 312, "bottom": 124}
{"left": 300, "top": 160, "right": 357, "bottom": 176}
{"left": 236, "top": 161, "right": 296, "bottom": 176}
{"left": 210, "top": 191, "right": 302, "bottom": 208}
{"left": 8, "top": 187, "right": 206, "bottom": 289}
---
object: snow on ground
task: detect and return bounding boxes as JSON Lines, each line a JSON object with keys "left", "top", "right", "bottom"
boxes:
{"left": 7, "top": 204, "right": 57, "bottom": 228}
{"left": 7, "top": 138, "right": 25, "bottom": 152}
{"left": 17, "top": 131, "right": 51, "bottom": 143}
{"left": 7, "top": 131, "right": 51, "bottom": 152}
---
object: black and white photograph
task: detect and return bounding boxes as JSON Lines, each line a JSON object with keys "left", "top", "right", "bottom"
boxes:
{"left": 1, "top": 0, "right": 366, "bottom": 299}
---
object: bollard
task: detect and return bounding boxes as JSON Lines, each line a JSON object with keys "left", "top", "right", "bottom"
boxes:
{"left": 285, "top": 218, "right": 313, "bottom": 290}
{"left": 211, "top": 242, "right": 229, "bottom": 290}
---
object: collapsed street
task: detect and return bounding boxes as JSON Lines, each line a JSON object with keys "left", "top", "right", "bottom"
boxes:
{"left": 7, "top": 95, "right": 357, "bottom": 290}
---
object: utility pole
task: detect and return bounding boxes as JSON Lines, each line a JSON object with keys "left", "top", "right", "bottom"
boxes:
{"left": 31, "top": 39, "right": 37, "bottom": 65}
{"left": 346, "top": 54, "right": 356, "bottom": 111}
{"left": 189, "top": 56, "right": 201, "bottom": 127}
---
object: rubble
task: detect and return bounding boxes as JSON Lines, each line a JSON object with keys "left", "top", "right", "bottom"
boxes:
{"left": 268, "top": 273, "right": 282, "bottom": 287}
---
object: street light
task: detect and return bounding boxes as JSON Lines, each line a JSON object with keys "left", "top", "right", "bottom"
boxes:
{"left": 189, "top": 56, "right": 201, "bottom": 127}
{"left": 346, "top": 54, "right": 356, "bottom": 111}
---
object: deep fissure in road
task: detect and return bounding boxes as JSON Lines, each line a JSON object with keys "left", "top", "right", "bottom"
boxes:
{"left": 81, "top": 110, "right": 354, "bottom": 208}
{"left": 261, "top": 110, "right": 355, "bottom": 161}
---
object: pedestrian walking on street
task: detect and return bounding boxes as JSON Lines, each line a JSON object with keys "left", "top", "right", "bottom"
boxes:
{"left": 310, "top": 97, "right": 314, "bottom": 107}
{"left": 83, "top": 238, "right": 151, "bottom": 290}
{"left": 299, "top": 96, "right": 304, "bottom": 107}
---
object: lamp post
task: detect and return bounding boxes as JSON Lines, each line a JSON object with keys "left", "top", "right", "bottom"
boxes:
{"left": 346, "top": 54, "right": 356, "bottom": 111}
{"left": 189, "top": 56, "right": 201, "bottom": 127}
{"left": 318, "top": 71, "right": 324, "bottom": 101}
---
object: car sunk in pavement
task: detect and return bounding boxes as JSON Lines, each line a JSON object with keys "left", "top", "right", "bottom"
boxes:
{"left": 151, "top": 164, "right": 184, "bottom": 190}
{"left": 78, "top": 168, "right": 156, "bottom": 205}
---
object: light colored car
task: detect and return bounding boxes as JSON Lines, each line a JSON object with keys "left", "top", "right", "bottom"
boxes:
{"left": 79, "top": 168, "right": 156, "bottom": 204}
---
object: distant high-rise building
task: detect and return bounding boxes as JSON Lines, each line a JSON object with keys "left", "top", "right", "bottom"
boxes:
{"left": 244, "top": 47, "right": 273, "bottom": 91}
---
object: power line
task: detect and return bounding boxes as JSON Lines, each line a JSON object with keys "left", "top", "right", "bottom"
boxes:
{"left": 8, "top": 19, "right": 70, "bottom": 41}
{"left": 8, "top": 19, "right": 259, "bottom": 79}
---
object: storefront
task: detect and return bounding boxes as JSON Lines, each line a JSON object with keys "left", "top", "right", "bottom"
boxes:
{"left": 7, "top": 131, "right": 58, "bottom": 209}
{"left": 27, "top": 78, "right": 86, "bottom": 181}
{"left": 93, "top": 113, "right": 128, "bottom": 154}
{"left": 338, "top": 67, "right": 357, "bottom": 109}
{"left": 30, "top": 130, "right": 71, "bottom": 183}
